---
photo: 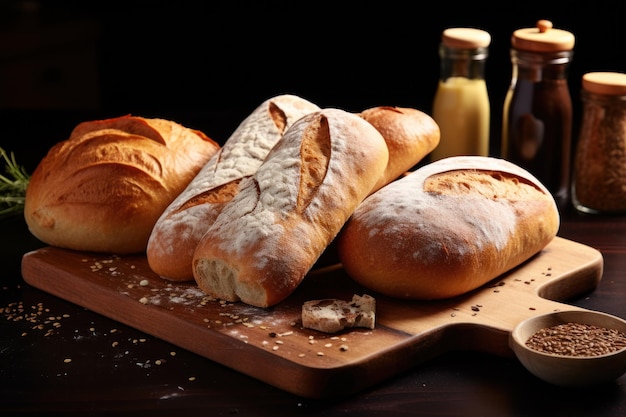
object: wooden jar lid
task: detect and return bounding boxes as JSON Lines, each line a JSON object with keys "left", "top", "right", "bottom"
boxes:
{"left": 512, "top": 20, "right": 575, "bottom": 52}
{"left": 583, "top": 72, "right": 626, "bottom": 95}
{"left": 442, "top": 28, "right": 491, "bottom": 49}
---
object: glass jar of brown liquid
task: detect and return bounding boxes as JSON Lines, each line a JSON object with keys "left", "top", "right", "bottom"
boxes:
{"left": 573, "top": 72, "right": 626, "bottom": 214}
{"left": 501, "top": 20, "right": 575, "bottom": 208}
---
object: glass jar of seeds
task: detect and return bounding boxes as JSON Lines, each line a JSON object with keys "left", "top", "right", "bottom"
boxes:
{"left": 572, "top": 72, "right": 626, "bottom": 214}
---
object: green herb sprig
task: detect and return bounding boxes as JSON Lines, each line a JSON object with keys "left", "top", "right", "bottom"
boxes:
{"left": 0, "top": 147, "right": 30, "bottom": 219}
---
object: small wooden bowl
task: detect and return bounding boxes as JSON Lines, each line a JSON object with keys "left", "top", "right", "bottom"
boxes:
{"left": 509, "top": 310, "right": 626, "bottom": 387}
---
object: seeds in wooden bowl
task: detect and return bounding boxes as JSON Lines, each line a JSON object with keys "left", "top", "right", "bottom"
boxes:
{"left": 525, "top": 322, "right": 626, "bottom": 357}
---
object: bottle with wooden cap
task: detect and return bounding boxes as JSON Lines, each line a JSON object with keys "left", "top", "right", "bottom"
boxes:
{"left": 430, "top": 27, "right": 491, "bottom": 161}
{"left": 501, "top": 20, "right": 575, "bottom": 207}
{"left": 573, "top": 72, "right": 626, "bottom": 214}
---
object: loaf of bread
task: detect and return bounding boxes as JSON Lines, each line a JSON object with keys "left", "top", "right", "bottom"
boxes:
{"left": 192, "top": 108, "right": 389, "bottom": 308}
{"left": 301, "top": 294, "right": 376, "bottom": 333}
{"left": 358, "top": 106, "right": 440, "bottom": 192}
{"left": 337, "top": 156, "right": 560, "bottom": 300}
{"left": 146, "top": 95, "right": 320, "bottom": 281}
{"left": 313, "top": 105, "right": 440, "bottom": 269}
{"left": 24, "top": 115, "right": 220, "bottom": 254}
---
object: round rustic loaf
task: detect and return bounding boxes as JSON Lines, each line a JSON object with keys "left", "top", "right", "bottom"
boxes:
{"left": 336, "top": 156, "right": 560, "bottom": 300}
{"left": 24, "top": 115, "right": 220, "bottom": 254}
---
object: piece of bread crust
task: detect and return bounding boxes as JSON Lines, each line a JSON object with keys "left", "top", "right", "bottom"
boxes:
{"left": 301, "top": 294, "right": 376, "bottom": 333}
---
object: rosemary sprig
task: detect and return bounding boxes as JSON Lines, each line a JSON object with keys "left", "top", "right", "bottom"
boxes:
{"left": 0, "top": 147, "right": 30, "bottom": 219}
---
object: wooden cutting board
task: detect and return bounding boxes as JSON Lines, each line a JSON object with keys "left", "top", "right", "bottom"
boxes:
{"left": 21, "top": 236, "right": 603, "bottom": 399}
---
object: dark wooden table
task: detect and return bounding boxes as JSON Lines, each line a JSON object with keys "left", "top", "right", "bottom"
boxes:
{"left": 2, "top": 200, "right": 626, "bottom": 417}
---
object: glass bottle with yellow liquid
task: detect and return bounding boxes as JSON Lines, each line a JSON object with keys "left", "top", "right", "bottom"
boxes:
{"left": 431, "top": 27, "right": 491, "bottom": 161}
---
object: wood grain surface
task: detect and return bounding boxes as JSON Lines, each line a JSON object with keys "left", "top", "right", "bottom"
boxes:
{"left": 20, "top": 236, "right": 602, "bottom": 399}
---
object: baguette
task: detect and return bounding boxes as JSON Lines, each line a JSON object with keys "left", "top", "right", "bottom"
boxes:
{"left": 336, "top": 156, "right": 560, "bottom": 300}
{"left": 192, "top": 108, "right": 389, "bottom": 308}
{"left": 24, "top": 115, "right": 220, "bottom": 254}
{"left": 146, "top": 95, "right": 320, "bottom": 281}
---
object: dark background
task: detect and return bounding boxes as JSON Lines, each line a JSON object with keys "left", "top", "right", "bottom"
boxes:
{"left": 1, "top": 0, "right": 625, "bottom": 173}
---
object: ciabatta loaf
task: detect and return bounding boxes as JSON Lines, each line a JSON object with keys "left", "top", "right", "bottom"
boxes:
{"left": 192, "top": 109, "right": 389, "bottom": 308}
{"left": 337, "top": 156, "right": 560, "bottom": 300}
{"left": 24, "top": 115, "right": 220, "bottom": 254}
{"left": 147, "top": 95, "right": 320, "bottom": 281}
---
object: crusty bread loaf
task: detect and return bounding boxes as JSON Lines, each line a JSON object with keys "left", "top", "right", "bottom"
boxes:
{"left": 24, "top": 115, "right": 220, "bottom": 254}
{"left": 301, "top": 294, "right": 376, "bottom": 333}
{"left": 337, "top": 156, "right": 560, "bottom": 300}
{"left": 313, "top": 105, "right": 440, "bottom": 269}
{"left": 192, "top": 108, "right": 389, "bottom": 308}
{"left": 146, "top": 95, "right": 320, "bottom": 281}
{"left": 358, "top": 106, "right": 440, "bottom": 192}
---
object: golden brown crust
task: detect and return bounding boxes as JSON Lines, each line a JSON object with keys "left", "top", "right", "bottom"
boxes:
{"left": 24, "top": 115, "right": 220, "bottom": 254}
{"left": 359, "top": 106, "right": 440, "bottom": 191}
{"left": 336, "top": 156, "right": 560, "bottom": 300}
